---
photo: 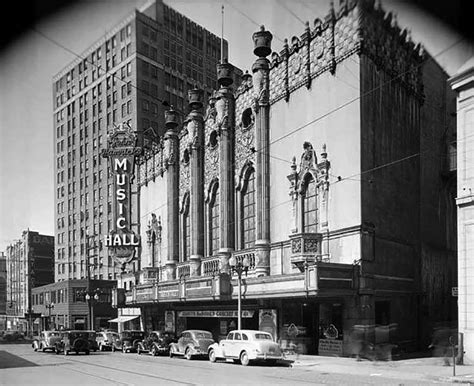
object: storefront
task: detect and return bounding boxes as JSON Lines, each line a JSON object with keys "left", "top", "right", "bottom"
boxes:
{"left": 131, "top": 297, "right": 344, "bottom": 355}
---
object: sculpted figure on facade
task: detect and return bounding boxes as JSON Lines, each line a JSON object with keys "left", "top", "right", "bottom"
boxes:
{"left": 300, "top": 141, "right": 318, "bottom": 173}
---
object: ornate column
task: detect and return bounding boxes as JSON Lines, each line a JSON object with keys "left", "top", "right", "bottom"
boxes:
{"left": 186, "top": 88, "right": 205, "bottom": 277}
{"left": 164, "top": 108, "right": 180, "bottom": 280}
{"left": 317, "top": 144, "right": 331, "bottom": 261}
{"left": 215, "top": 59, "right": 235, "bottom": 274}
{"left": 252, "top": 26, "right": 272, "bottom": 277}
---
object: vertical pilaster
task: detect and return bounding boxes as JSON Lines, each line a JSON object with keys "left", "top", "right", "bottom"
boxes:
{"left": 186, "top": 88, "right": 205, "bottom": 277}
{"left": 216, "top": 60, "right": 235, "bottom": 274}
{"left": 252, "top": 26, "right": 273, "bottom": 277}
{"left": 164, "top": 108, "right": 180, "bottom": 281}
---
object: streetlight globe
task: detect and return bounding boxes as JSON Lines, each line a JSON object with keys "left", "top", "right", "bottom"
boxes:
{"left": 94, "top": 293, "right": 99, "bottom": 300}
{"left": 85, "top": 294, "right": 91, "bottom": 301}
{"left": 229, "top": 255, "right": 236, "bottom": 268}
{"left": 242, "top": 256, "right": 250, "bottom": 268}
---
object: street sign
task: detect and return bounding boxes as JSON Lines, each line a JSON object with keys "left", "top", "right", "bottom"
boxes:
{"left": 452, "top": 287, "right": 458, "bottom": 297}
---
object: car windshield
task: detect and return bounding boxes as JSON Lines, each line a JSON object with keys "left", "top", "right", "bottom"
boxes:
{"left": 69, "top": 332, "right": 88, "bottom": 340}
{"left": 254, "top": 333, "right": 272, "bottom": 340}
{"left": 123, "top": 331, "right": 144, "bottom": 339}
{"left": 107, "top": 333, "right": 119, "bottom": 339}
{"left": 194, "top": 332, "right": 213, "bottom": 339}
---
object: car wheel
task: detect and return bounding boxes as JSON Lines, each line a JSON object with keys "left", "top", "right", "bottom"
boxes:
{"left": 169, "top": 346, "right": 175, "bottom": 358}
{"left": 52, "top": 347, "right": 57, "bottom": 354}
{"left": 112, "top": 345, "right": 116, "bottom": 352}
{"left": 137, "top": 347, "right": 141, "bottom": 355}
{"left": 99, "top": 344, "right": 103, "bottom": 352}
{"left": 185, "top": 348, "right": 193, "bottom": 360}
{"left": 208, "top": 349, "right": 216, "bottom": 363}
{"left": 122, "top": 347, "right": 127, "bottom": 354}
{"left": 55, "top": 347, "right": 60, "bottom": 355}
{"left": 151, "top": 346, "right": 157, "bottom": 356}
{"left": 64, "top": 350, "right": 69, "bottom": 356}
{"left": 240, "top": 351, "right": 250, "bottom": 366}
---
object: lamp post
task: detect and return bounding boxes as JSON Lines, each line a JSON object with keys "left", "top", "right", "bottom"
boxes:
{"left": 85, "top": 290, "right": 100, "bottom": 330}
{"left": 45, "top": 302, "right": 54, "bottom": 330}
{"left": 228, "top": 255, "right": 250, "bottom": 330}
{"left": 77, "top": 288, "right": 101, "bottom": 330}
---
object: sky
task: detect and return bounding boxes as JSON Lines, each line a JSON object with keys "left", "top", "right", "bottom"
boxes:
{"left": 0, "top": 0, "right": 473, "bottom": 252}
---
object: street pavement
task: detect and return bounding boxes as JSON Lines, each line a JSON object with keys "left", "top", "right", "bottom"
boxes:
{"left": 288, "top": 353, "right": 474, "bottom": 384}
{"left": 0, "top": 343, "right": 472, "bottom": 385}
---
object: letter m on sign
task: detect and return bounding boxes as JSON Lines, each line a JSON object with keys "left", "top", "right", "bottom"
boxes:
{"left": 114, "top": 158, "right": 128, "bottom": 171}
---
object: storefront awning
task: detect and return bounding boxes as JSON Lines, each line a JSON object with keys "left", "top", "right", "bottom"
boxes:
{"left": 108, "top": 315, "right": 139, "bottom": 323}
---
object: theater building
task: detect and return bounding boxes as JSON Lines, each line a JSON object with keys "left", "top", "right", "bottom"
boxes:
{"left": 113, "top": 1, "right": 457, "bottom": 355}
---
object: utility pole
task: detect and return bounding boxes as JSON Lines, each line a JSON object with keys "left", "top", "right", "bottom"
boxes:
{"left": 86, "top": 233, "right": 92, "bottom": 330}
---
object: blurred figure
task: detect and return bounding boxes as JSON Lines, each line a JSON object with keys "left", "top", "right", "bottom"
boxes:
{"left": 374, "top": 323, "right": 398, "bottom": 361}
{"left": 429, "top": 325, "right": 455, "bottom": 366}
{"left": 349, "top": 325, "right": 375, "bottom": 361}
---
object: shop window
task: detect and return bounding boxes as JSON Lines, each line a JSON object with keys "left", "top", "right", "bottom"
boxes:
{"left": 375, "top": 301, "right": 391, "bottom": 325}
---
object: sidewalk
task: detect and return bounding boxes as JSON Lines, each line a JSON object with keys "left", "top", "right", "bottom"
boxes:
{"left": 286, "top": 354, "right": 474, "bottom": 384}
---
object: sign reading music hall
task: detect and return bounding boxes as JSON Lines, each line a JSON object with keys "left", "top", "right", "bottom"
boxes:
{"left": 101, "top": 124, "right": 142, "bottom": 266}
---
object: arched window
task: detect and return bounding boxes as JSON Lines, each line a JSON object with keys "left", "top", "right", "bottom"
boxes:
{"left": 242, "top": 170, "right": 256, "bottom": 249}
{"left": 210, "top": 188, "right": 220, "bottom": 256}
{"left": 302, "top": 175, "right": 317, "bottom": 233}
{"left": 181, "top": 193, "right": 190, "bottom": 262}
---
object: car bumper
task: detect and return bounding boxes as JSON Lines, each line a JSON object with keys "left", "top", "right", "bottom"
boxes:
{"left": 253, "top": 353, "right": 284, "bottom": 361}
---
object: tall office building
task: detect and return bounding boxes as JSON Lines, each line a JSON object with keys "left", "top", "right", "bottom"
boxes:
{"left": 52, "top": 0, "right": 235, "bottom": 282}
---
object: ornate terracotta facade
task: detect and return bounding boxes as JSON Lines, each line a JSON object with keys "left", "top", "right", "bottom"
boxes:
{"left": 122, "top": 0, "right": 456, "bottom": 356}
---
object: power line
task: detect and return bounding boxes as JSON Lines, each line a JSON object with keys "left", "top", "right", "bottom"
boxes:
{"left": 265, "top": 37, "right": 464, "bottom": 148}
{"left": 223, "top": 0, "right": 286, "bottom": 43}
{"left": 33, "top": 27, "right": 196, "bottom": 118}
{"left": 276, "top": 0, "right": 306, "bottom": 26}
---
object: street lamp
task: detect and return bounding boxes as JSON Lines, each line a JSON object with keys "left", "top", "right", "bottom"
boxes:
{"left": 228, "top": 255, "right": 250, "bottom": 330}
{"left": 45, "top": 302, "right": 54, "bottom": 330}
{"left": 77, "top": 288, "right": 101, "bottom": 330}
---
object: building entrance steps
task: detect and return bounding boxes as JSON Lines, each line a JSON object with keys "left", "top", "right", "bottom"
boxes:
{"left": 285, "top": 354, "right": 474, "bottom": 384}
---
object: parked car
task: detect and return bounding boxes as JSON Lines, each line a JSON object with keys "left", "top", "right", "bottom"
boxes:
{"left": 169, "top": 330, "right": 215, "bottom": 360}
{"left": 137, "top": 331, "right": 176, "bottom": 356}
{"left": 55, "top": 330, "right": 92, "bottom": 355}
{"left": 112, "top": 330, "right": 146, "bottom": 353}
{"left": 32, "top": 331, "right": 62, "bottom": 353}
{"left": 96, "top": 331, "right": 120, "bottom": 351}
{"left": 85, "top": 330, "right": 99, "bottom": 352}
{"left": 208, "top": 330, "right": 284, "bottom": 366}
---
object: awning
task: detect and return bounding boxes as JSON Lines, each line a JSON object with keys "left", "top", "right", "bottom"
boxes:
{"left": 108, "top": 315, "right": 139, "bottom": 323}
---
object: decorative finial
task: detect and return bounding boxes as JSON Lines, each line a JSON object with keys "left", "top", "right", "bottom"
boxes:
{"left": 291, "top": 156, "right": 297, "bottom": 171}
{"left": 252, "top": 26, "right": 273, "bottom": 57}
{"left": 321, "top": 144, "right": 327, "bottom": 160}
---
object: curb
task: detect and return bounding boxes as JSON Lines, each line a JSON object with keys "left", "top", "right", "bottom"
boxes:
{"left": 289, "top": 361, "right": 320, "bottom": 368}
{"left": 438, "top": 377, "right": 474, "bottom": 384}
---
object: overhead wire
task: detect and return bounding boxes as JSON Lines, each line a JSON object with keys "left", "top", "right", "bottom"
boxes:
{"left": 39, "top": 2, "right": 468, "bottom": 273}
